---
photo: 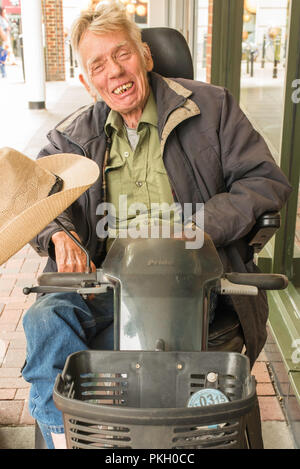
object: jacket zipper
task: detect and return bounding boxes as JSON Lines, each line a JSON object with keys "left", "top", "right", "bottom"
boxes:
{"left": 178, "top": 134, "right": 206, "bottom": 203}
{"left": 160, "top": 98, "right": 187, "bottom": 208}
{"left": 161, "top": 99, "right": 205, "bottom": 208}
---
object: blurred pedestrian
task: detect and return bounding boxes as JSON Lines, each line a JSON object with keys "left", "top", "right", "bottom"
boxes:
{"left": 0, "top": 7, "right": 16, "bottom": 67}
{"left": 0, "top": 8, "right": 8, "bottom": 78}
{"left": 0, "top": 7, "right": 9, "bottom": 37}
{"left": 0, "top": 44, "right": 8, "bottom": 78}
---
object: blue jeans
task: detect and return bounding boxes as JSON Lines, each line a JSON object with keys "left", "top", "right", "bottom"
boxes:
{"left": 22, "top": 291, "right": 114, "bottom": 449}
{"left": 0, "top": 62, "right": 6, "bottom": 77}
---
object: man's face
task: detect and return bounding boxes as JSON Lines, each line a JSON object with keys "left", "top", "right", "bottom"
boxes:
{"left": 78, "top": 30, "right": 153, "bottom": 127}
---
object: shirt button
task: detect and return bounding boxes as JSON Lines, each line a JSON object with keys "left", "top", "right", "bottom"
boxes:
{"left": 136, "top": 181, "right": 143, "bottom": 188}
{"left": 124, "top": 151, "right": 129, "bottom": 158}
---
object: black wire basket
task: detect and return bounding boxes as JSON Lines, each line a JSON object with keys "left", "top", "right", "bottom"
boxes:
{"left": 53, "top": 350, "right": 263, "bottom": 449}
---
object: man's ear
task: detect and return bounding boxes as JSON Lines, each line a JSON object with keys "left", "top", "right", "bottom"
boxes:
{"left": 79, "top": 73, "right": 98, "bottom": 102}
{"left": 143, "top": 43, "right": 154, "bottom": 72}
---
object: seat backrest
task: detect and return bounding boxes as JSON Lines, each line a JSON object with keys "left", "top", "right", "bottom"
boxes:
{"left": 141, "top": 27, "right": 194, "bottom": 80}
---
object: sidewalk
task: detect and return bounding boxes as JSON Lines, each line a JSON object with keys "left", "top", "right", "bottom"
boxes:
{"left": 0, "top": 62, "right": 296, "bottom": 449}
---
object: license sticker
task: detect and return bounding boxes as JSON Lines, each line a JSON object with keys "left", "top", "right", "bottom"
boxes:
{"left": 187, "top": 388, "right": 229, "bottom": 408}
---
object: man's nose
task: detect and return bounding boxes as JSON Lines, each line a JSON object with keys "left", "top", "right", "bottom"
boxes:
{"left": 108, "top": 57, "right": 124, "bottom": 77}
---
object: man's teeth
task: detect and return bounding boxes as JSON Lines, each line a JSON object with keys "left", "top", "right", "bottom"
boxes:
{"left": 113, "top": 82, "right": 133, "bottom": 95}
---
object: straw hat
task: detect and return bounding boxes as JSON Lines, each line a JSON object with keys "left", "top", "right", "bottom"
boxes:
{"left": 0, "top": 147, "right": 100, "bottom": 266}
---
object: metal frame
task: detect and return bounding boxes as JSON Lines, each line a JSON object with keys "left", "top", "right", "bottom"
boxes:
{"left": 273, "top": 0, "right": 300, "bottom": 283}
{"left": 167, "top": 0, "right": 197, "bottom": 62}
{"left": 268, "top": 0, "right": 300, "bottom": 426}
{"left": 210, "top": 0, "right": 244, "bottom": 102}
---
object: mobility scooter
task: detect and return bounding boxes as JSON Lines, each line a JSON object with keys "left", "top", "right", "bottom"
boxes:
{"left": 24, "top": 29, "right": 288, "bottom": 449}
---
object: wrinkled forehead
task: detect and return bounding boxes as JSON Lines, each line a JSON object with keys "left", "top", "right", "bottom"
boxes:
{"left": 78, "top": 29, "right": 140, "bottom": 68}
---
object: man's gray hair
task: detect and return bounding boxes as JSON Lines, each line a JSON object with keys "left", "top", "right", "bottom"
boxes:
{"left": 71, "top": 2, "right": 147, "bottom": 66}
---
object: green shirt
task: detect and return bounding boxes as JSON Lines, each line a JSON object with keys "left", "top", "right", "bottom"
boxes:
{"left": 104, "top": 89, "right": 176, "bottom": 250}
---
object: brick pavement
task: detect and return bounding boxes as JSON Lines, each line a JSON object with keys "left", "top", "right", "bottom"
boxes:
{"left": 0, "top": 245, "right": 47, "bottom": 426}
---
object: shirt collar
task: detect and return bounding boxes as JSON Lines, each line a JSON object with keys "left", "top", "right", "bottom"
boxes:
{"left": 105, "top": 108, "right": 123, "bottom": 137}
{"left": 138, "top": 88, "right": 158, "bottom": 128}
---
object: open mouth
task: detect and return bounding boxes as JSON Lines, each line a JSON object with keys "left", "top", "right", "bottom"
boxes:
{"left": 113, "top": 82, "right": 134, "bottom": 96}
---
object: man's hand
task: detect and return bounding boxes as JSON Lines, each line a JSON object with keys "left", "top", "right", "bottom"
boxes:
{"left": 52, "top": 231, "right": 96, "bottom": 273}
{"left": 170, "top": 222, "right": 204, "bottom": 250}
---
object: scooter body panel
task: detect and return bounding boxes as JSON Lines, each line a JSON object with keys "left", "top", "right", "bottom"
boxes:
{"left": 102, "top": 236, "right": 223, "bottom": 351}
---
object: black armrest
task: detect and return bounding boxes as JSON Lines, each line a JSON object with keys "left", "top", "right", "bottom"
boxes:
{"left": 246, "top": 212, "right": 281, "bottom": 253}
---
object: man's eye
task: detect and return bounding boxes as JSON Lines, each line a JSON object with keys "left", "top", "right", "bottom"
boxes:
{"left": 92, "top": 64, "right": 104, "bottom": 74}
{"left": 117, "top": 50, "right": 131, "bottom": 60}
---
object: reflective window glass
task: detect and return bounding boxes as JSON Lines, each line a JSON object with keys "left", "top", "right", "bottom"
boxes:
{"left": 240, "top": 0, "right": 290, "bottom": 163}
{"left": 195, "top": 0, "right": 209, "bottom": 82}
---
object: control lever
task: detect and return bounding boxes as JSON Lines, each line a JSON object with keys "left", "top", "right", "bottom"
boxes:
{"left": 216, "top": 272, "right": 288, "bottom": 296}
{"left": 217, "top": 278, "right": 258, "bottom": 296}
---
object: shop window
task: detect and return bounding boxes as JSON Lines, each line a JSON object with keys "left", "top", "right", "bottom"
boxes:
{"left": 195, "top": 0, "right": 209, "bottom": 82}
{"left": 240, "top": 0, "right": 290, "bottom": 163}
{"left": 91, "top": 0, "right": 149, "bottom": 25}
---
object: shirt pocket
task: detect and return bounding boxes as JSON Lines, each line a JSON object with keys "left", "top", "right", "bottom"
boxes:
{"left": 105, "top": 153, "right": 126, "bottom": 206}
{"left": 105, "top": 151, "right": 125, "bottom": 173}
{"left": 152, "top": 159, "right": 174, "bottom": 206}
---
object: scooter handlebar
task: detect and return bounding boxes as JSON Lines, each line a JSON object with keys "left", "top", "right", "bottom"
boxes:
{"left": 23, "top": 270, "right": 289, "bottom": 297}
{"left": 37, "top": 272, "right": 97, "bottom": 287}
{"left": 23, "top": 270, "right": 112, "bottom": 296}
{"left": 225, "top": 272, "right": 288, "bottom": 291}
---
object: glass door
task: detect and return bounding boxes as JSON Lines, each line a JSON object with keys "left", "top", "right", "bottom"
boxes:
{"left": 195, "top": 0, "right": 209, "bottom": 82}
{"left": 240, "top": 0, "right": 290, "bottom": 164}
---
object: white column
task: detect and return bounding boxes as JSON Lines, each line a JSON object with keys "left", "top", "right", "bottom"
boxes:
{"left": 148, "top": 0, "right": 169, "bottom": 27}
{"left": 21, "top": 0, "right": 46, "bottom": 109}
{"left": 168, "top": 0, "right": 184, "bottom": 32}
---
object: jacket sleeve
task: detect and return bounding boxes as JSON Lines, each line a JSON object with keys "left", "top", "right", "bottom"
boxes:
{"left": 197, "top": 89, "right": 292, "bottom": 248}
{"left": 29, "top": 142, "right": 77, "bottom": 258}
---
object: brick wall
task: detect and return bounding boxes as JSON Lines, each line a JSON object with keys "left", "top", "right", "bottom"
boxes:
{"left": 206, "top": 0, "right": 213, "bottom": 83}
{"left": 42, "top": 0, "right": 65, "bottom": 81}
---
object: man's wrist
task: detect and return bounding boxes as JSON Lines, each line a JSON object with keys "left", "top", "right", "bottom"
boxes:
{"left": 51, "top": 231, "right": 66, "bottom": 244}
{"left": 51, "top": 230, "right": 79, "bottom": 244}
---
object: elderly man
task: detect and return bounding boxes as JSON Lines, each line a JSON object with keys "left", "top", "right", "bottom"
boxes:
{"left": 22, "top": 4, "right": 291, "bottom": 449}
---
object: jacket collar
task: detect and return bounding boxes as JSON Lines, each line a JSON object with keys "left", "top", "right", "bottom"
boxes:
{"left": 150, "top": 72, "right": 201, "bottom": 154}
{"left": 54, "top": 72, "right": 200, "bottom": 151}
{"left": 54, "top": 101, "right": 110, "bottom": 150}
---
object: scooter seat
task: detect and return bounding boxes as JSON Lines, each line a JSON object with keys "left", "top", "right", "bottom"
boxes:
{"left": 208, "top": 298, "right": 244, "bottom": 353}
{"left": 90, "top": 302, "right": 244, "bottom": 353}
